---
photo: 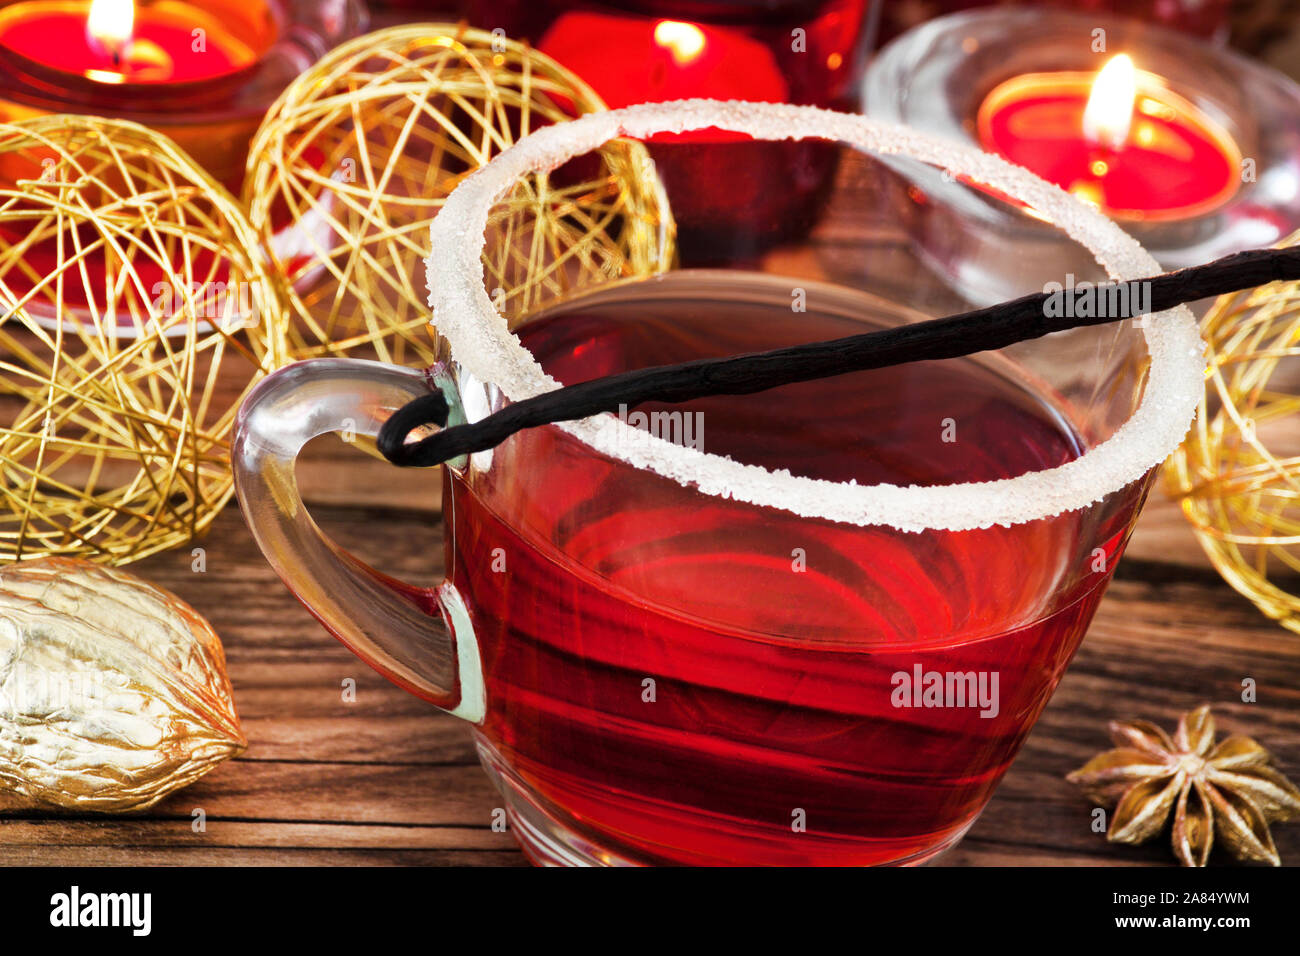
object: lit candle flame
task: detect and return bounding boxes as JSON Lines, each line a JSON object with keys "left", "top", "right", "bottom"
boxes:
{"left": 654, "top": 20, "right": 706, "bottom": 66}
{"left": 86, "top": 0, "right": 134, "bottom": 64}
{"left": 1082, "top": 54, "right": 1137, "bottom": 151}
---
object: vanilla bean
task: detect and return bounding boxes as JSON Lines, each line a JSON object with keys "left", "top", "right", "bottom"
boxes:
{"left": 378, "top": 246, "right": 1300, "bottom": 468}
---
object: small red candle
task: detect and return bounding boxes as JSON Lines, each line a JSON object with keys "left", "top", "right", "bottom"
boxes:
{"left": 538, "top": 11, "right": 788, "bottom": 144}
{"left": 0, "top": 0, "right": 278, "bottom": 330}
{"left": 0, "top": 0, "right": 294, "bottom": 186}
{"left": 0, "top": 0, "right": 261, "bottom": 84}
{"left": 539, "top": 12, "right": 789, "bottom": 105}
{"left": 536, "top": 9, "right": 827, "bottom": 263}
{"left": 977, "top": 54, "right": 1241, "bottom": 222}
{"left": 474, "top": 1, "right": 873, "bottom": 264}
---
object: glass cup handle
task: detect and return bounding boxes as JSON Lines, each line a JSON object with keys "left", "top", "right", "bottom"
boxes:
{"left": 231, "top": 359, "right": 484, "bottom": 723}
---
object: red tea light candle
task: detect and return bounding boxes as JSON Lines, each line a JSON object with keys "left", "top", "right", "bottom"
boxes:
{"left": 0, "top": 0, "right": 363, "bottom": 333}
{"left": 539, "top": 12, "right": 787, "bottom": 143}
{"left": 977, "top": 54, "right": 1241, "bottom": 222}
{"left": 0, "top": 0, "right": 355, "bottom": 189}
{"left": 538, "top": 11, "right": 811, "bottom": 263}
{"left": 540, "top": 13, "right": 789, "bottom": 105}
{"left": 470, "top": 1, "right": 874, "bottom": 264}
{"left": 0, "top": 0, "right": 262, "bottom": 84}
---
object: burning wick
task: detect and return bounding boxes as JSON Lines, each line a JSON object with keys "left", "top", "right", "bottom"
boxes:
{"left": 1082, "top": 53, "right": 1137, "bottom": 152}
{"left": 653, "top": 20, "right": 706, "bottom": 66}
{"left": 86, "top": 0, "right": 134, "bottom": 67}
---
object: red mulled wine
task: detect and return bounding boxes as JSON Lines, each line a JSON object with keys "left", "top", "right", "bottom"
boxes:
{"left": 447, "top": 290, "right": 1147, "bottom": 865}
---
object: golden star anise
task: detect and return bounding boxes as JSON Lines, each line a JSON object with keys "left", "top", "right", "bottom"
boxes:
{"left": 1067, "top": 705, "right": 1300, "bottom": 866}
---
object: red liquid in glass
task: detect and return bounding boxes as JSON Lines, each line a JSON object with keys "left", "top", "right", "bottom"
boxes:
{"left": 448, "top": 295, "right": 1147, "bottom": 865}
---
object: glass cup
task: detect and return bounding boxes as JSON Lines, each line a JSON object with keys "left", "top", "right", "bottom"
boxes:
{"left": 231, "top": 101, "right": 1204, "bottom": 865}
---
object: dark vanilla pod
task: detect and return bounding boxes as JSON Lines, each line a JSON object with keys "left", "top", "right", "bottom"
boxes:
{"left": 378, "top": 246, "right": 1300, "bottom": 468}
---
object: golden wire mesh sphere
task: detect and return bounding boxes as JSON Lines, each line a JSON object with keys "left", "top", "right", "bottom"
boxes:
{"left": 0, "top": 116, "right": 288, "bottom": 565}
{"left": 1165, "top": 231, "right": 1300, "bottom": 633}
{"left": 242, "top": 22, "right": 675, "bottom": 366}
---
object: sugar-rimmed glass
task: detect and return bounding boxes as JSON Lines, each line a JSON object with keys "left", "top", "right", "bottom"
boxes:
{"left": 233, "top": 100, "right": 1204, "bottom": 865}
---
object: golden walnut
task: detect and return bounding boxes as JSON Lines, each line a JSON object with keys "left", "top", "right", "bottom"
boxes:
{"left": 0, "top": 558, "right": 245, "bottom": 811}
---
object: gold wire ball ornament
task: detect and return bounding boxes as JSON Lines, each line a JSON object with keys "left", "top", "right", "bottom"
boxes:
{"left": 1165, "top": 231, "right": 1300, "bottom": 633}
{"left": 0, "top": 116, "right": 288, "bottom": 566}
{"left": 242, "top": 22, "right": 675, "bottom": 366}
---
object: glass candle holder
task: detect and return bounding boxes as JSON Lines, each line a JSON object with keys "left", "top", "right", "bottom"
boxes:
{"left": 460, "top": 0, "right": 878, "bottom": 264}
{"left": 862, "top": 8, "right": 1300, "bottom": 305}
{"left": 0, "top": 0, "right": 368, "bottom": 189}
{"left": 878, "top": 1, "right": 1232, "bottom": 47}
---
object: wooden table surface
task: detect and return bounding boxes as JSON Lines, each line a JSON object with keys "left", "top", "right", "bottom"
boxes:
{"left": 5, "top": 152, "right": 1299, "bottom": 867}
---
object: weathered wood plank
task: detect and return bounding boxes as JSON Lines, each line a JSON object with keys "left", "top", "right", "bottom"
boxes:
{"left": 0, "top": 820, "right": 513, "bottom": 851}
{"left": 0, "top": 847, "right": 526, "bottom": 866}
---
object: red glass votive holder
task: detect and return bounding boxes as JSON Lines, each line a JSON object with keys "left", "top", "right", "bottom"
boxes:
{"left": 0, "top": 0, "right": 368, "bottom": 190}
{"left": 460, "top": 0, "right": 878, "bottom": 264}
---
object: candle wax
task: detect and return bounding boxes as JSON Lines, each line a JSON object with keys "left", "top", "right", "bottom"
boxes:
{"left": 0, "top": 1, "right": 260, "bottom": 83}
{"left": 978, "top": 72, "right": 1240, "bottom": 221}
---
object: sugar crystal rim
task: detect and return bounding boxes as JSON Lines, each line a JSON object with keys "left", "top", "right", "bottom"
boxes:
{"left": 425, "top": 100, "right": 1204, "bottom": 532}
